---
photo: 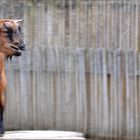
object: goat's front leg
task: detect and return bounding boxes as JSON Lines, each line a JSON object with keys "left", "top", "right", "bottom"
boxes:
{"left": 0, "top": 104, "right": 4, "bottom": 135}
{"left": 0, "top": 94, "right": 5, "bottom": 136}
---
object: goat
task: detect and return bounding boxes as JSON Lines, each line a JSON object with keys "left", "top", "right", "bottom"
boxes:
{"left": 0, "top": 19, "right": 25, "bottom": 135}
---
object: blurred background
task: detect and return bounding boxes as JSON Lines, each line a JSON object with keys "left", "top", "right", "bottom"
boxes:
{"left": 1, "top": 0, "right": 140, "bottom": 139}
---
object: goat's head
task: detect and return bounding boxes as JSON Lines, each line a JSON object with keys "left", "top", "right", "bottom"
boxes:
{"left": 0, "top": 19, "right": 25, "bottom": 58}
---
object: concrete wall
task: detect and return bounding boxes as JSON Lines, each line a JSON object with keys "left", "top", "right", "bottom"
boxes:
{"left": 0, "top": 0, "right": 140, "bottom": 139}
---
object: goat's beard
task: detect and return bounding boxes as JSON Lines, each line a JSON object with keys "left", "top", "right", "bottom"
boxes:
{"left": 6, "top": 55, "right": 13, "bottom": 60}
{"left": 6, "top": 49, "right": 21, "bottom": 60}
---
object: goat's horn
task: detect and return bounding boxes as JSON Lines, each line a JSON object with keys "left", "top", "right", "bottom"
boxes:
{"left": 15, "top": 19, "right": 23, "bottom": 23}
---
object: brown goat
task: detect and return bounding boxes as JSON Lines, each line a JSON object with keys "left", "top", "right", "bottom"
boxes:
{"left": 0, "top": 19, "right": 25, "bottom": 135}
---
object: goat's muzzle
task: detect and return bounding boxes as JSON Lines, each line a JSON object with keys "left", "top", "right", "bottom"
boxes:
{"left": 11, "top": 43, "right": 25, "bottom": 57}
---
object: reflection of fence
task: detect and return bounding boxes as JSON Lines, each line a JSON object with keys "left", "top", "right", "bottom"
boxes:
{"left": 4, "top": 48, "right": 140, "bottom": 139}
{"left": 1, "top": 0, "right": 140, "bottom": 139}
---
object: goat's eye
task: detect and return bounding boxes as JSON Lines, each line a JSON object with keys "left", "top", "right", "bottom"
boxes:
{"left": 4, "top": 28, "right": 13, "bottom": 41}
{"left": 8, "top": 33, "right": 13, "bottom": 41}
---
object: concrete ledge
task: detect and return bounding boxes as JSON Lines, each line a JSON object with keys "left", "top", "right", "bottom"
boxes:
{"left": 1, "top": 130, "right": 85, "bottom": 140}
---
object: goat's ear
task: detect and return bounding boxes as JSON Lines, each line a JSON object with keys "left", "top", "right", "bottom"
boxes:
{"left": 0, "top": 23, "right": 8, "bottom": 31}
{"left": 15, "top": 19, "right": 23, "bottom": 24}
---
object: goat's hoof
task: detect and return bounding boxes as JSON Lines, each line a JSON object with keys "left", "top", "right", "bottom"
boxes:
{"left": 0, "top": 133, "right": 4, "bottom": 137}
{"left": 0, "top": 131, "right": 4, "bottom": 137}
{"left": 0, "top": 129, "right": 5, "bottom": 137}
